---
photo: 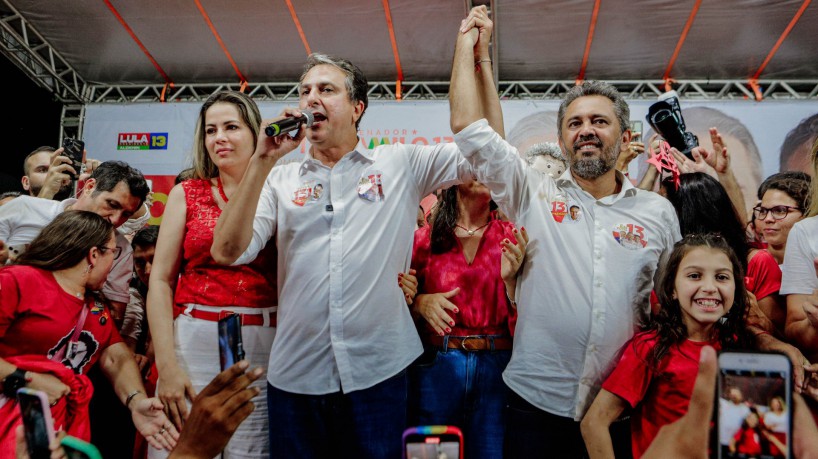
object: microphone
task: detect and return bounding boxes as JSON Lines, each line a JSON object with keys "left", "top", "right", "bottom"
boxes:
{"left": 264, "top": 111, "right": 315, "bottom": 137}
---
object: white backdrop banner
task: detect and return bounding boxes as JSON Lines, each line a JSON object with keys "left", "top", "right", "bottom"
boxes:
{"left": 83, "top": 99, "right": 818, "bottom": 222}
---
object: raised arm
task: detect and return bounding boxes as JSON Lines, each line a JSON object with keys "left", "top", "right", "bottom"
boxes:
{"left": 449, "top": 12, "right": 482, "bottom": 134}
{"left": 211, "top": 112, "right": 304, "bottom": 265}
{"left": 468, "top": 6, "right": 504, "bottom": 138}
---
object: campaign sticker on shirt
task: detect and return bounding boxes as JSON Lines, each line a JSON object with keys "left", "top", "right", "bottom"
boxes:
{"left": 550, "top": 196, "right": 582, "bottom": 223}
{"left": 357, "top": 170, "right": 385, "bottom": 202}
{"left": 291, "top": 180, "right": 323, "bottom": 206}
{"left": 612, "top": 223, "right": 648, "bottom": 250}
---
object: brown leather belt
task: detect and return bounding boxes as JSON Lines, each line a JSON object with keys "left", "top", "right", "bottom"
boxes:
{"left": 427, "top": 335, "right": 513, "bottom": 351}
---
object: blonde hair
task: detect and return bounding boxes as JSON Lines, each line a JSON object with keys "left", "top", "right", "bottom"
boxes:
{"left": 192, "top": 91, "right": 262, "bottom": 180}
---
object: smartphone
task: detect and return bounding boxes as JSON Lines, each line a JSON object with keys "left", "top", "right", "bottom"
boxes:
{"left": 630, "top": 120, "right": 643, "bottom": 141}
{"left": 16, "top": 388, "right": 56, "bottom": 459}
{"left": 61, "top": 137, "right": 85, "bottom": 180}
{"left": 61, "top": 436, "right": 103, "bottom": 459}
{"left": 402, "top": 426, "right": 463, "bottom": 459}
{"left": 717, "top": 351, "right": 792, "bottom": 459}
{"left": 218, "top": 313, "right": 244, "bottom": 371}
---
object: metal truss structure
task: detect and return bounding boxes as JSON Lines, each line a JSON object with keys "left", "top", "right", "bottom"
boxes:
{"left": 3, "top": 0, "right": 818, "bottom": 141}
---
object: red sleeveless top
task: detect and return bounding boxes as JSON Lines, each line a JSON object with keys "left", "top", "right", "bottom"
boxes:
{"left": 174, "top": 179, "right": 277, "bottom": 308}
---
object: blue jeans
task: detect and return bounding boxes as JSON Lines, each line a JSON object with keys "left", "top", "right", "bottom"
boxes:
{"left": 267, "top": 370, "right": 407, "bottom": 459}
{"left": 408, "top": 347, "right": 511, "bottom": 459}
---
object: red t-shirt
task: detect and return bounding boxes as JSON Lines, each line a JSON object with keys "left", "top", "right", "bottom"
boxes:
{"left": 174, "top": 179, "right": 277, "bottom": 308}
{"left": 411, "top": 214, "right": 516, "bottom": 338}
{"left": 746, "top": 249, "right": 782, "bottom": 301}
{"left": 602, "top": 331, "right": 719, "bottom": 458}
{"left": 733, "top": 427, "right": 763, "bottom": 455}
{"left": 0, "top": 266, "right": 122, "bottom": 375}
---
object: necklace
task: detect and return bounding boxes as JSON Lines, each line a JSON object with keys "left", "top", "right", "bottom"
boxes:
{"left": 455, "top": 220, "right": 490, "bottom": 236}
{"left": 216, "top": 176, "right": 229, "bottom": 203}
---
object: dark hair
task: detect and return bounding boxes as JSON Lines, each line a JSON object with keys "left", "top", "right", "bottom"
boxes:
{"left": 557, "top": 80, "right": 630, "bottom": 140}
{"left": 429, "top": 186, "right": 496, "bottom": 254}
{"left": 90, "top": 161, "right": 149, "bottom": 205}
{"left": 22, "top": 146, "right": 55, "bottom": 176}
{"left": 757, "top": 171, "right": 811, "bottom": 211}
{"left": 646, "top": 233, "right": 753, "bottom": 366}
{"left": 780, "top": 113, "right": 818, "bottom": 172}
{"left": 663, "top": 173, "right": 750, "bottom": 271}
{"left": 301, "top": 53, "right": 369, "bottom": 130}
{"left": 132, "top": 225, "right": 159, "bottom": 249}
{"left": 17, "top": 211, "right": 114, "bottom": 270}
{"left": 175, "top": 168, "right": 195, "bottom": 185}
{"left": 192, "top": 91, "right": 262, "bottom": 180}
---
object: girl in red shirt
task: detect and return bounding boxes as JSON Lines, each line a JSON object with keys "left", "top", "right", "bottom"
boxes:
{"left": 581, "top": 234, "right": 754, "bottom": 458}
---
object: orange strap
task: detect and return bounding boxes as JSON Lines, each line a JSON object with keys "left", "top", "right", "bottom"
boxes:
{"left": 382, "top": 0, "right": 404, "bottom": 82}
{"left": 662, "top": 0, "right": 702, "bottom": 84}
{"left": 102, "top": 0, "right": 173, "bottom": 92}
{"left": 576, "top": 0, "right": 601, "bottom": 84}
{"left": 285, "top": 0, "right": 312, "bottom": 55}
{"left": 194, "top": 0, "right": 248, "bottom": 86}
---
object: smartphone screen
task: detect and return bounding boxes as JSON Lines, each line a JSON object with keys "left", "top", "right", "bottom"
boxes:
{"left": 218, "top": 313, "right": 244, "bottom": 371}
{"left": 717, "top": 352, "right": 792, "bottom": 459}
{"left": 630, "top": 120, "right": 643, "bottom": 140}
{"left": 403, "top": 426, "right": 463, "bottom": 459}
{"left": 17, "top": 388, "right": 56, "bottom": 459}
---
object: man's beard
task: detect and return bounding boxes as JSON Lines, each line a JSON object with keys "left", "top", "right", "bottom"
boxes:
{"left": 30, "top": 183, "right": 74, "bottom": 200}
{"left": 568, "top": 135, "right": 620, "bottom": 180}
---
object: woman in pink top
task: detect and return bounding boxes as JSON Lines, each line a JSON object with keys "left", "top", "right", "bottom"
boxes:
{"left": 408, "top": 180, "right": 526, "bottom": 459}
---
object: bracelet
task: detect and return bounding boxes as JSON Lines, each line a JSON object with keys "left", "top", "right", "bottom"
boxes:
{"left": 476, "top": 59, "right": 492, "bottom": 65}
{"left": 125, "top": 390, "right": 144, "bottom": 409}
{"left": 505, "top": 290, "right": 517, "bottom": 308}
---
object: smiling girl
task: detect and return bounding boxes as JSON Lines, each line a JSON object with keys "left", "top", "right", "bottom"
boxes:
{"left": 581, "top": 233, "right": 755, "bottom": 458}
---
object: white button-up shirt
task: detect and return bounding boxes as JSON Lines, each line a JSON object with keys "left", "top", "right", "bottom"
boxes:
{"left": 456, "top": 119, "right": 680, "bottom": 420}
{"left": 235, "top": 137, "right": 473, "bottom": 394}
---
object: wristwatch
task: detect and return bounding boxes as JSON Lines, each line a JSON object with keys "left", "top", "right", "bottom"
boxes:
{"left": 2, "top": 369, "right": 28, "bottom": 398}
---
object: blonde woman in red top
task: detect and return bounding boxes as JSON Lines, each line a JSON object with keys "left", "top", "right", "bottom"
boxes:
{"left": 409, "top": 180, "right": 527, "bottom": 459}
{"left": 148, "top": 91, "right": 277, "bottom": 458}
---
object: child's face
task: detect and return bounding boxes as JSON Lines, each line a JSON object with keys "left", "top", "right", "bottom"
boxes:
{"left": 673, "top": 246, "right": 736, "bottom": 340}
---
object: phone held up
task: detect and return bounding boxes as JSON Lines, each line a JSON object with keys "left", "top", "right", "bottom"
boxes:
{"left": 16, "top": 388, "right": 56, "bottom": 459}
{"left": 61, "top": 137, "right": 85, "bottom": 181}
{"left": 716, "top": 351, "right": 792, "bottom": 459}
{"left": 403, "top": 425, "right": 463, "bottom": 459}
{"left": 218, "top": 312, "right": 245, "bottom": 371}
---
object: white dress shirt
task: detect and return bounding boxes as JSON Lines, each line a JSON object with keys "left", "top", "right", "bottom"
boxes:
{"left": 780, "top": 216, "right": 818, "bottom": 295}
{"left": 235, "top": 137, "right": 473, "bottom": 394}
{"left": 456, "top": 119, "right": 680, "bottom": 420}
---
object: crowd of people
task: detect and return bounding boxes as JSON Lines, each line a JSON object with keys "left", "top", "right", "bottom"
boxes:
{"left": 1, "top": 6, "right": 818, "bottom": 459}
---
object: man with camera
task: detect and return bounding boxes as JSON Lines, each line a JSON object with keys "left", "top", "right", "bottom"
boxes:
{"left": 449, "top": 7, "right": 680, "bottom": 456}
{"left": 0, "top": 160, "right": 148, "bottom": 321}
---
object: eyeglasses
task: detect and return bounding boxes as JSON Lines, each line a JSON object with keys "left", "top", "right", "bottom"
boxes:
{"left": 97, "top": 245, "right": 122, "bottom": 260}
{"left": 752, "top": 205, "right": 802, "bottom": 221}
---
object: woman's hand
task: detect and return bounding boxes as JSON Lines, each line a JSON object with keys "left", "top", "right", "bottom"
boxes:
{"left": 501, "top": 226, "right": 528, "bottom": 284}
{"left": 157, "top": 364, "right": 197, "bottom": 431}
{"left": 26, "top": 372, "right": 70, "bottom": 406}
{"left": 413, "top": 289, "right": 461, "bottom": 336}
{"left": 132, "top": 396, "right": 179, "bottom": 451}
{"left": 399, "top": 269, "right": 418, "bottom": 305}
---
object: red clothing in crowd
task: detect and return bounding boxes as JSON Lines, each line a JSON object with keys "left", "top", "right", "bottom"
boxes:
{"left": 411, "top": 214, "right": 516, "bottom": 338}
{"left": 174, "top": 179, "right": 277, "bottom": 309}
{"left": 746, "top": 249, "right": 782, "bottom": 300}
{"left": 0, "top": 266, "right": 122, "bottom": 375}
{"left": 732, "top": 427, "right": 763, "bottom": 455}
{"left": 602, "top": 331, "right": 719, "bottom": 459}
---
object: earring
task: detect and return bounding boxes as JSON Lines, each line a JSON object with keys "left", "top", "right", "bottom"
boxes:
{"left": 83, "top": 263, "right": 93, "bottom": 274}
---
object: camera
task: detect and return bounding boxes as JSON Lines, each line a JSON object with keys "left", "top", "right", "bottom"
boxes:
{"left": 646, "top": 91, "right": 699, "bottom": 158}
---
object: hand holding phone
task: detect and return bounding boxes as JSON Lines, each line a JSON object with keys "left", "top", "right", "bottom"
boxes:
{"left": 16, "top": 388, "right": 56, "bottom": 459}
{"left": 61, "top": 138, "right": 85, "bottom": 181}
